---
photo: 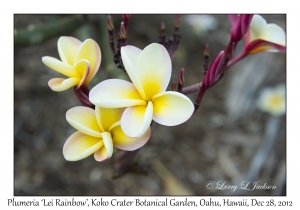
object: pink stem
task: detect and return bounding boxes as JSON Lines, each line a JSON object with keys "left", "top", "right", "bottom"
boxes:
{"left": 226, "top": 51, "right": 247, "bottom": 69}
{"left": 182, "top": 83, "right": 202, "bottom": 95}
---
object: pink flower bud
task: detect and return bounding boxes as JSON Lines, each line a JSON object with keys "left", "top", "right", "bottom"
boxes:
{"left": 119, "top": 22, "right": 126, "bottom": 39}
{"left": 229, "top": 14, "right": 253, "bottom": 43}
{"left": 203, "top": 51, "right": 225, "bottom": 89}
{"left": 240, "top": 14, "right": 253, "bottom": 35}
{"left": 178, "top": 68, "right": 185, "bottom": 86}
{"left": 107, "top": 15, "right": 114, "bottom": 31}
{"left": 174, "top": 14, "right": 181, "bottom": 28}
{"left": 203, "top": 44, "right": 210, "bottom": 57}
{"left": 122, "top": 14, "right": 131, "bottom": 21}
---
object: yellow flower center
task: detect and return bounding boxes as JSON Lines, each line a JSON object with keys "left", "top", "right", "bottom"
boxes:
{"left": 269, "top": 95, "right": 283, "bottom": 107}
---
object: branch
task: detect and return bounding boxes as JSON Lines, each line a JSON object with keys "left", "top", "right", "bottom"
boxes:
{"left": 15, "top": 15, "right": 84, "bottom": 46}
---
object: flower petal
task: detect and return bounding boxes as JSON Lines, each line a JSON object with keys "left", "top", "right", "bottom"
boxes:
{"left": 263, "top": 23, "right": 286, "bottom": 45}
{"left": 94, "top": 146, "right": 109, "bottom": 162}
{"left": 101, "top": 132, "right": 113, "bottom": 158}
{"left": 48, "top": 77, "right": 79, "bottom": 92}
{"left": 135, "top": 43, "right": 172, "bottom": 100}
{"left": 121, "top": 45, "right": 146, "bottom": 99}
{"left": 95, "top": 106, "right": 124, "bottom": 132}
{"left": 121, "top": 101, "right": 153, "bottom": 138}
{"left": 257, "top": 84, "right": 286, "bottom": 116}
{"left": 152, "top": 91, "right": 194, "bottom": 126}
{"left": 249, "top": 15, "right": 267, "bottom": 41}
{"left": 89, "top": 79, "right": 146, "bottom": 108}
{"left": 246, "top": 39, "right": 286, "bottom": 54}
{"left": 121, "top": 45, "right": 142, "bottom": 66}
{"left": 63, "top": 131, "right": 103, "bottom": 161}
{"left": 66, "top": 106, "right": 102, "bottom": 137}
{"left": 74, "top": 59, "right": 90, "bottom": 88}
{"left": 57, "top": 36, "right": 82, "bottom": 66}
{"left": 42, "top": 56, "right": 77, "bottom": 78}
{"left": 229, "top": 14, "right": 239, "bottom": 25}
{"left": 74, "top": 39, "right": 101, "bottom": 84}
{"left": 111, "top": 125, "right": 151, "bottom": 151}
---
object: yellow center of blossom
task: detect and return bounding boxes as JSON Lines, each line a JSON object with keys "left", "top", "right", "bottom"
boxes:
{"left": 269, "top": 95, "right": 283, "bottom": 107}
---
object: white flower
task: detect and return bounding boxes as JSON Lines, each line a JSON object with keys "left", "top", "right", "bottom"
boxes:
{"left": 89, "top": 43, "right": 194, "bottom": 137}
{"left": 244, "top": 15, "right": 286, "bottom": 54}
{"left": 257, "top": 84, "right": 286, "bottom": 116}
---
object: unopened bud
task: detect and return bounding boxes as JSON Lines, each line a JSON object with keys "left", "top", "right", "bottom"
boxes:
{"left": 122, "top": 14, "right": 131, "bottom": 21}
{"left": 203, "top": 51, "right": 225, "bottom": 88}
{"left": 171, "top": 82, "right": 177, "bottom": 91}
{"left": 240, "top": 14, "right": 253, "bottom": 35}
{"left": 204, "top": 44, "right": 210, "bottom": 56}
{"left": 119, "top": 22, "right": 126, "bottom": 39}
{"left": 107, "top": 15, "right": 114, "bottom": 31}
{"left": 178, "top": 68, "right": 185, "bottom": 86}
{"left": 174, "top": 14, "right": 181, "bottom": 28}
{"left": 160, "top": 22, "right": 165, "bottom": 30}
{"left": 229, "top": 14, "right": 238, "bottom": 25}
{"left": 230, "top": 14, "right": 253, "bottom": 43}
{"left": 230, "top": 17, "right": 242, "bottom": 43}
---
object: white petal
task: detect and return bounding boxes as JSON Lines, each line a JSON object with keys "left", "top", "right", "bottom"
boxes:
{"left": 94, "top": 146, "right": 109, "bottom": 162}
{"left": 101, "top": 132, "right": 113, "bottom": 158}
{"left": 121, "top": 45, "right": 146, "bottom": 99}
{"left": 57, "top": 36, "right": 82, "bottom": 65}
{"left": 111, "top": 125, "right": 151, "bottom": 151}
{"left": 121, "top": 102, "right": 153, "bottom": 137}
{"left": 249, "top": 15, "right": 267, "bottom": 40}
{"left": 74, "top": 39, "right": 101, "bottom": 84}
{"left": 48, "top": 78, "right": 79, "bottom": 92}
{"left": 66, "top": 106, "right": 102, "bottom": 137}
{"left": 152, "top": 91, "right": 194, "bottom": 126}
{"left": 135, "top": 43, "right": 172, "bottom": 100}
{"left": 63, "top": 131, "right": 103, "bottom": 161}
{"left": 42, "top": 56, "right": 77, "bottom": 78}
{"left": 263, "top": 23, "right": 286, "bottom": 45}
{"left": 89, "top": 79, "right": 146, "bottom": 108}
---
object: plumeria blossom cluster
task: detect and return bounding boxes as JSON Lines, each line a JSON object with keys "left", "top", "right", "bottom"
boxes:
{"left": 42, "top": 14, "right": 286, "bottom": 176}
{"left": 43, "top": 38, "right": 192, "bottom": 161}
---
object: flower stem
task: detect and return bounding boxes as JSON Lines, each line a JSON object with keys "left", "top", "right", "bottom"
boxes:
{"left": 181, "top": 83, "right": 202, "bottom": 95}
{"left": 226, "top": 51, "right": 247, "bottom": 69}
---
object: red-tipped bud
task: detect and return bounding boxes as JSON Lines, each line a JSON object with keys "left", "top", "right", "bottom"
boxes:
{"left": 107, "top": 15, "right": 114, "bottom": 31}
{"left": 240, "top": 14, "right": 253, "bottom": 35}
{"left": 230, "top": 14, "right": 253, "bottom": 43}
{"left": 203, "top": 51, "right": 225, "bottom": 89}
{"left": 119, "top": 22, "right": 126, "bottom": 39}
{"left": 174, "top": 14, "right": 181, "bottom": 28}
{"left": 160, "top": 22, "right": 165, "bottom": 30}
{"left": 178, "top": 68, "right": 185, "bottom": 86}
{"left": 204, "top": 44, "right": 210, "bottom": 56}
{"left": 230, "top": 17, "right": 242, "bottom": 43}
{"left": 229, "top": 14, "right": 238, "bottom": 25}
{"left": 171, "top": 82, "right": 177, "bottom": 91}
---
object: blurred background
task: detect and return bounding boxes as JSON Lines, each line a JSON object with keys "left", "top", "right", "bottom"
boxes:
{"left": 14, "top": 14, "right": 286, "bottom": 195}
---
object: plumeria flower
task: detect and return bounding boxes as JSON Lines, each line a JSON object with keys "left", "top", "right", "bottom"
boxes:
{"left": 185, "top": 15, "right": 219, "bottom": 37}
{"left": 42, "top": 36, "right": 101, "bottom": 91}
{"left": 257, "top": 84, "right": 286, "bottom": 117}
{"left": 63, "top": 106, "right": 151, "bottom": 161}
{"left": 243, "top": 15, "right": 286, "bottom": 54}
{"left": 89, "top": 43, "right": 194, "bottom": 138}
